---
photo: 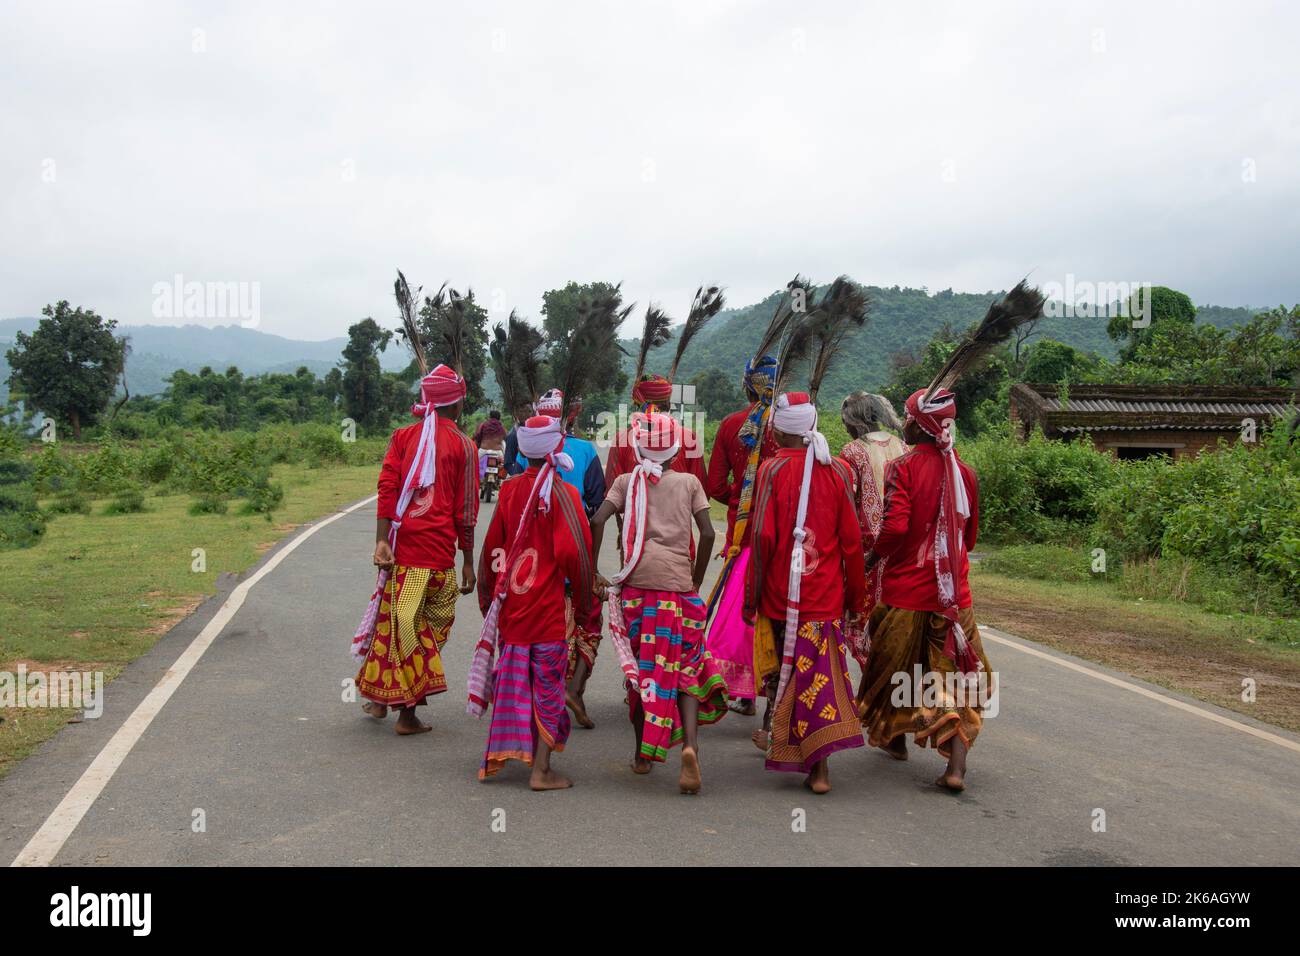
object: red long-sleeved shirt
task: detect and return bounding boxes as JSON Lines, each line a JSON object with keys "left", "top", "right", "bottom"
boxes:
{"left": 604, "top": 424, "right": 707, "bottom": 489}
{"left": 872, "top": 443, "right": 980, "bottom": 612}
{"left": 377, "top": 417, "right": 479, "bottom": 569}
{"left": 705, "top": 405, "right": 778, "bottom": 548}
{"left": 477, "top": 468, "right": 594, "bottom": 646}
{"left": 744, "top": 448, "right": 866, "bottom": 621}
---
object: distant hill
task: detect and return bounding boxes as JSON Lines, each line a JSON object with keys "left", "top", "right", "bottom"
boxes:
{"left": 1, "top": 291, "right": 1265, "bottom": 407}
{"left": 0, "top": 318, "right": 410, "bottom": 401}
{"left": 626, "top": 284, "right": 1262, "bottom": 399}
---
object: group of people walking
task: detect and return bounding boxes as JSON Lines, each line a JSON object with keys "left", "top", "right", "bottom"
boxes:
{"left": 347, "top": 347, "right": 1001, "bottom": 797}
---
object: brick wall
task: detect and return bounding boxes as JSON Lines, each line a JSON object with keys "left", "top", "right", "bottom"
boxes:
{"left": 1086, "top": 429, "right": 1245, "bottom": 459}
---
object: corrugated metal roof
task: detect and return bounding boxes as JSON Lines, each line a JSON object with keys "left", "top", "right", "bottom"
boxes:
{"left": 1045, "top": 397, "right": 1292, "bottom": 415}
{"left": 1058, "top": 424, "right": 1241, "bottom": 433}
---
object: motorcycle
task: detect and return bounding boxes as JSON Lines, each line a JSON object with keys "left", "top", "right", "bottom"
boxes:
{"left": 480, "top": 448, "right": 505, "bottom": 502}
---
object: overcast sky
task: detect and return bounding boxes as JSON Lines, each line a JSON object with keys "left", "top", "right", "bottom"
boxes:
{"left": 3, "top": 0, "right": 1297, "bottom": 341}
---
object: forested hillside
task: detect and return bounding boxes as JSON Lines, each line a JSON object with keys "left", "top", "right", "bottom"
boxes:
{"left": 625, "top": 284, "right": 1257, "bottom": 396}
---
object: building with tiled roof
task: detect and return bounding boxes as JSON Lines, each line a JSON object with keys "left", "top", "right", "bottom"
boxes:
{"left": 1008, "top": 383, "right": 1297, "bottom": 459}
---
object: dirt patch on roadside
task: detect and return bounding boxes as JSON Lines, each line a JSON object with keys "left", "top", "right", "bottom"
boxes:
{"left": 977, "top": 585, "right": 1300, "bottom": 733}
{"left": 143, "top": 597, "right": 205, "bottom": 636}
{"left": 1, "top": 658, "right": 108, "bottom": 673}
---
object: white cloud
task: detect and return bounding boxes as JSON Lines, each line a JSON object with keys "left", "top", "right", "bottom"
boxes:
{"left": 2, "top": 0, "right": 1297, "bottom": 342}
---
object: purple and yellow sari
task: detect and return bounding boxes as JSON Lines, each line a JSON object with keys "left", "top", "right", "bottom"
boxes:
{"left": 766, "top": 617, "right": 864, "bottom": 773}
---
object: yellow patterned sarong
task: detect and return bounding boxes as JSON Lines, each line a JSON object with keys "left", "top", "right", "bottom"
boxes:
{"left": 752, "top": 615, "right": 780, "bottom": 696}
{"left": 857, "top": 605, "right": 993, "bottom": 757}
{"left": 356, "top": 565, "right": 456, "bottom": 708}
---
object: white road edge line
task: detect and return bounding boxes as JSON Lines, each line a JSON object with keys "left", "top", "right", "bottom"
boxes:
{"left": 9, "top": 495, "right": 378, "bottom": 868}
{"left": 981, "top": 626, "right": 1300, "bottom": 756}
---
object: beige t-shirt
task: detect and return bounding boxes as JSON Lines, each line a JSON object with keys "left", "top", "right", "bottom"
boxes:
{"left": 605, "top": 470, "right": 709, "bottom": 592}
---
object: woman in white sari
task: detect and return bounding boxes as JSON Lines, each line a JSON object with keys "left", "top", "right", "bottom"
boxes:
{"left": 838, "top": 392, "right": 908, "bottom": 668}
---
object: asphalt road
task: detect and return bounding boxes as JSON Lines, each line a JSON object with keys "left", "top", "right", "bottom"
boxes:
{"left": 4, "top": 492, "right": 1300, "bottom": 867}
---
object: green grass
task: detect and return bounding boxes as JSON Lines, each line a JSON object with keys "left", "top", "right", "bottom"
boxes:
{"left": 971, "top": 544, "right": 1300, "bottom": 732}
{"left": 0, "top": 461, "right": 378, "bottom": 776}
{"left": 976, "top": 542, "right": 1299, "bottom": 644}
{"left": 972, "top": 568, "right": 1300, "bottom": 725}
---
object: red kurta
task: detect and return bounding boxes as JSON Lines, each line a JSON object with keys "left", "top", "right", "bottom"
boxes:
{"left": 477, "top": 467, "right": 594, "bottom": 646}
{"left": 745, "top": 448, "right": 866, "bottom": 621}
{"left": 705, "top": 405, "right": 779, "bottom": 547}
{"left": 377, "top": 416, "right": 479, "bottom": 569}
{"left": 872, "top": 443, "right": 980, "bottom": 612}
{"left": 604, "top": 424, "right": 707, "bottom": 489}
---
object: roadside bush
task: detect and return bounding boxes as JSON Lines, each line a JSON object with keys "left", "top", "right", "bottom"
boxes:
{"left": 236, "top": 474, "right": 284, "bottom": 519}
{"left": 29, "top": 444, "right": 76, "bottom": 493}
{"left": 168, "top": 431, "right": 271, "bottom": 498}
{"left": 962, "top": 433, "right": 1043, "bottom": 541}
{"left": 77, "top": 440, "right": 140, "bottom": 495}
{"left": 299, "top": 423, "right": 350, "bottom": 467}
{"left": 1016, "top": 432, "right": 1118, "bottom": 525}
{"left": 137, "top": 442, "right": 175, "bottom": 485}
{"left": 0, "top": 452, "right": 48, "bottom": 548}
{"left": 0, "top": 477, "right": 47, "bottom": 549}
{"left": 102, "top": 413, "right": 153, "bottom": 440}
{"left": 0, "top": 418, "right": 23, "bottom": 458}
{"left": 1096, "top": 425, "right": 1300, "bottom": 601}
{"left": 0, "top": 458, "right": 33, "bottom": 486}
{"left": 48, "top": 488, "right": 91, "bottom": 515}
{"left": 103, "top": 484, "right": 147, "bottom": 515}
{"left": 962, "top": 428, "right": 1119, "bottom": 543}
{"left": 189, "top": 493, "right": 229, "bottom": 515}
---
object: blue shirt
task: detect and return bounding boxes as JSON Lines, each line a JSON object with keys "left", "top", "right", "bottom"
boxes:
{"left": 517, "top": 434, "right": 605, "bottom": 516}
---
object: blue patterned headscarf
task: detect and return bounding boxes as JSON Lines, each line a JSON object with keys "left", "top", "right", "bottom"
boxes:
{"left": 739, "top": 355, "right": 780, "bottom": 449}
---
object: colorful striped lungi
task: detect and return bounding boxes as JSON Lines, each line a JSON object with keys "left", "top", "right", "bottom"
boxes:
{"left": 766, "top": 617, "right": 864, "bottom": 773}
{"left": 355, "top": 565, "right": 455, "bottom": 708}
{"left": 479, "top": 640, "right": 571, "bottom": 779}
{"left": 857, "top": 604, "right": 993, "bottom": 758}
{"left": 621, "top": 588, "right": 728, "bottom": 762}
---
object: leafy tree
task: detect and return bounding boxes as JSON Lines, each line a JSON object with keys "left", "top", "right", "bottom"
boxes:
{"left": 882, "top": 329, "right": 1011, "bottom": 437}
{"left": 1020, "top": 339, "right": 1097, "bottom": 384}
{"left": 1100, "top": 305, "right": 1299, "bottom": 387}
{"left": 689, "top": 366, "right": 745, "bottom": 421}
{"left": 1106, "top": 285, "right": 1196, "bottom": 364}
{"left": 1217, "top": 306, "right": 1300, "bottom": 386}
{"left": 321, "top": 367, "right": 344, "bottom": 407}
{"left": 541, "top": 281, "right": 629, "bottom": 398}
{"left": 341, "top": 319, "right": 397, "bottom": 433}
{"left": 5, "top": 301, "right": 126, "bottom": 438}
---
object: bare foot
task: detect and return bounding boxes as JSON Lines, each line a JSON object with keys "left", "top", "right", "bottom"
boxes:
{"left": 361, "top": 701, "right": 388, "bottom": 719}
{"left": 631, "top": 754, "right": 653, "bottom": 774}
{"left": 728, "top": 699, "right": 756, "bottom": 716}
{"left": 751, "top": 728, "right": 770, "bottom": 752}
{"left": 394, "top": 710, "right": 431, "bottom": 735}
{"left": 804, "top": 763, "right": 832, "bottom": 794}
{"left": 679, "top": 747, "right": 702, "bottom": 795}
{"left": 565, "top": 691, "right": 595, "bottom": 729}
{"left": 935, "top": 770, "right": 966, "bottom": 792}
{"left": 529, "top": 768, "right": 573, "bottom": 791}
{"left": 880, "top": 735, "right": 908, "bottom": 761}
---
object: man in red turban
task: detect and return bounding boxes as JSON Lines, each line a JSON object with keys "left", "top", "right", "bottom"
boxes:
{"left": 604, "top": 374, "right": 706, "bottom": 491}
{"left": 742, "top": 393, "right": 866, "bottom": 794}
{"left": 351, "top": 364, "right": 480, "bottom": 736}
{"left": 855, "top": 388, "right": 994, "bottom": 792}
{"left": 522, "top": 388, "right": 606, "bottom": 728}
{"left": 471, "top": 415, "right": 595, "bottom": 789}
